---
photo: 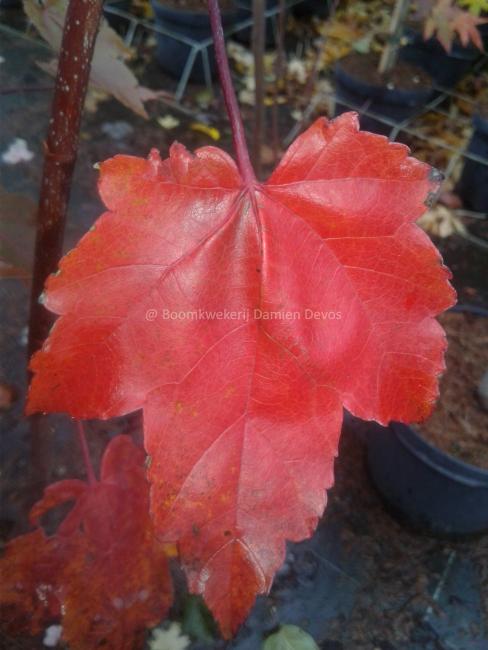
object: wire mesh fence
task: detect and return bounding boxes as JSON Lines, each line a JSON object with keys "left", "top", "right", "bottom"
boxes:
{"left": 102, "top": 0, "right": 488, "bottom": 203}
{"left": 3, "top": 0, "right": 487, "bottom": 220}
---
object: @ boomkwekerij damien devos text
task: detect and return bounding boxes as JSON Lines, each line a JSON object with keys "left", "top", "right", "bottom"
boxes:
{"left": 145, "top": 308, "right": 343, "bottom": 322}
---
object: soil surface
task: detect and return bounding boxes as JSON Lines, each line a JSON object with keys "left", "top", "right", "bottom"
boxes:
{"left": 418, "top": 311, "right": 488, "bottom": 469}
{"left": 338, "top": 53, "right": 433, "bottom": 92}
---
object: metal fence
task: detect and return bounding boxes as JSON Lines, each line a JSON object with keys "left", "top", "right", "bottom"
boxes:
{"left": 3, "top": 0, "right": 487, "bottom": 220}
{"left": 103, "top": 0, "right": 487, "bottom": 204}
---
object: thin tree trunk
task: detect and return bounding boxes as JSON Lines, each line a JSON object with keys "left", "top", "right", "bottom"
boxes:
{"left": 378, "top": 0, "right": 410, "bottom": 75}
{"left": 28, "top": 0, "right": 104, "bottom": 360}
{"left": 27, "top": 0, "right": 104, "bottom": 498}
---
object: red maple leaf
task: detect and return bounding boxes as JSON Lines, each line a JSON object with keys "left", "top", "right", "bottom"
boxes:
{"left": 0, "top": 435, "right": 173, "bottom": 649}
{"left": 27, "top": 113, "right": 455, "bottom": 636}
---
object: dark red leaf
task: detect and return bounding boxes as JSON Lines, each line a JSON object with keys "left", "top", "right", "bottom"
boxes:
{"left": 0, "top": 436, "right": 173, "bottom": 649}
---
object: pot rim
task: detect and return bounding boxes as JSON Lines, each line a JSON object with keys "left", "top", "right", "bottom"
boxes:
{"left": 333, "top": 56, "right": 434, "bottom": 104}
{"left": 392, "top": 302, "right": 488, "bottom": 486}
{"left": 394, "top": 422, "right": 488, "bottom": 487}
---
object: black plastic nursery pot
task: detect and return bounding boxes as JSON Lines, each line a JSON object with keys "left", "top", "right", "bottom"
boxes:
{"left": 367, "top": 421, "right": 488, "bottom": 536}
{"left": 399, "top": 28, "right": 482, "bottom": 88}
{"left": 293, "top": 0, "right": 330, "bottom": 20}
{"left": 456, "top": 112, "right": 488, "bottom": 214}
{"left": 334, "top": 53, "right": 435, "bottom": 137}
{"left": 366, "top": 306, "right": 488, "bottom": 537}
{"left": 151, "top": 0, "right": 238, "bottom": 82}
{"left": 480, "top": 22, "right": 488, "bottom": 51}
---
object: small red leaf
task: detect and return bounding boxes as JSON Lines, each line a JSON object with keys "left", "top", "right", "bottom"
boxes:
{"left": 0, "top": 436, "right": 173, "bottom": 649}
{"left": 27, "top": 113, "right": 455, "bottom": 635}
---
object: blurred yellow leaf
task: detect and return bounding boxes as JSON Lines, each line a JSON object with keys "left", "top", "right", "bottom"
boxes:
{"left": 190, "top": 123, "right": 220, "bottom": 141}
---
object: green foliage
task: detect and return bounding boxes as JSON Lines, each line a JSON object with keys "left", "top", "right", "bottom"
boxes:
{"left": 181, "top": 595, "right": 216, "bottom": 642}
{"left": 263, "top": 625, "right": 319, "bottom": 650}
{"left": 458, "top": 0, "right": 488, "bottom": 16}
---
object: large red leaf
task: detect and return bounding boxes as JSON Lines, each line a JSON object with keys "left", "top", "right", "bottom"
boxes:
{"left": 27, "top": 113, "right": 455, "bottom": 636}
{"left": 0, "top": 436, "right": 173, "bottom": 649}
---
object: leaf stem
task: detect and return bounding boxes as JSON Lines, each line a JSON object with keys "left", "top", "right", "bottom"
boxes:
{"left": 76, "top": 421, "right": 97, "bottom": 485}
{"left": 208, "top": 0, "right": 256, "bottom": 184}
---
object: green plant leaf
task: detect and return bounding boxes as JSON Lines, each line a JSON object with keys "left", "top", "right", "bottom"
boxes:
{"left": 181, "top": 595, "right": 215, "bottom": 642}
{"left": 263, "top": 625, "right": 319, "bottom": 650}
{"left": 458, "top": 0, "right": 488, "bottom": 17}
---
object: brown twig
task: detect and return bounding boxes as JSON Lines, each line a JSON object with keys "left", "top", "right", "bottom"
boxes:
{"left": 283, "top": 0, "right": 339, "bottom": 146}
{"left": 271, "top": 0, "right": 286, "bottom": 162}
{"left": 252, "top": 0, "right": 265, "bottom": 179}
{"left": 27, "top": 0, "right": 104, "bottom": 360}
{"left": 303, "top": 0, "right": 339, "bottom": 102}
{"left": 76, "top": 421, "right": 97, "bottom": 485}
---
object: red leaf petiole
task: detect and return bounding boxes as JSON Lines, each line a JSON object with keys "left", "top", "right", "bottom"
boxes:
{"left": 76, "top": 421, "right": 97, "bottom": 485}
{"left": 208, "top": 0, "right": 256, "bottom": 185}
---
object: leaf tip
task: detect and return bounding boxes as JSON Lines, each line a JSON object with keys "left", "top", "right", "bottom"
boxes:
{"left": 329, "top": 110, "right": 360, "bottom": 133}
